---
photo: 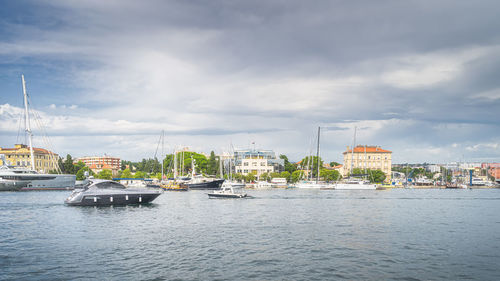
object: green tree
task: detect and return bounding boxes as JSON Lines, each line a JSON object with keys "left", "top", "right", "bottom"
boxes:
{"left": 121, "top": 168, "right": 133, "bottom": 178}
{"left": 370, "top": 170, "right": 386, "bottom": 183}
{"left": 291, "top": 170, "right": 304, "bottom": 183}
{"left": 260, "top": 172, "right": 270, "bottom": 181}
{"left": 74, "top": 161, "right": 85, "bottom": 173}
{"left": 233, "top": 173, "right": 244, "bottom": 182}
{"left": 206, "top": 151, "right": 217, "bottom": 175}
{"left": 96, "top": 169, "right": 112, "bottom": 180}
{"left": 270, "top": 172, "right": 281, "bottom": 179}
{"left": 57, "top": 157, "right": 64, "bottom": 173}
{"left": 320, "top": 169, "right": 340, "bottom": 182}
{"left": 63, "top": 154, "right": 76, "bottom": 174}
{"left": 76, "top": 167, "right": 94, "bottom": 180}
{"left": 280, "top": 171, "right": 291, "bottom": 181}
{"left": 299, "top": 156, "right": 323, "bottom": 178}
{"left": 280, "top": 154, "right": 297, "bottom": 173}
{"left": 330, "top": 161, "right": 340, "bottom": 167}
{"left": 134, "top": 171, "right": 147, "bottom": 179}
{"left": 245, "top": 173, "right": 255, "bottom": 183}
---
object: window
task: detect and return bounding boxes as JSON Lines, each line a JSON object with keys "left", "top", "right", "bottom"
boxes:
{"left": 260, "top": 162, "right": 265, "bottom": 166}
{"left": 252, "top": 162, "right": 257, "bottom": 166}
{"left": 244, "top": 162, "right": 249, "bottom": 166}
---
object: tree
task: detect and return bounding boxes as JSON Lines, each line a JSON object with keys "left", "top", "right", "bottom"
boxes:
{"left": 291, "top": 170, "right": 304, "bottom": 183}
{"left": 299, "top": 156, "right": 323, "bottom": 178}
{"left": 74, "top": 161, "right": 85, "bottom": 173}
{"left": 270, "top": 172, "right": 281, "bottom": 179}
{"left": 260, "top": 172, "right": 270, "bottom": 181}
{"left": 330, "top": 161, "right": 340, "bottom": 167}
{"left": 320, "top": 169, "right": 340, "bottom": 182}
{"left": 245, "top": 173, "right": 255, "bottom": 183}
{"left": 63, "top": 154, "right": 76, "bottom": 174}
{"left": 76, "top": 167, "right": 94, "bottom": 180}
{"left": 121, "top": 160, "right": 127, "bottom": 170}
{"left": 370, "top": 170, "right": 386, "bottom": 183}
{"left": 280, "top": 154, "right": 297, "bottom": 174}
{"left": 280, "top": 171, "right": 291, "bottom": 181}
{"left": 134, "top": 171, "right": 147, "bottom": 179}
{"left": 96, "top": 169, "right": 112, "bottom": 180}
{"left": 206, "top": 151, "right": 217, "bottom": 175}
{"left": 57, "top": 157, "right": 65, "bottom": 173}
{"left": 120, "top": 168, "right": 133, "bottom": 178}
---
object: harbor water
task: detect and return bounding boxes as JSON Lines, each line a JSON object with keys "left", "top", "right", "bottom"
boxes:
{"left": 1, "top": 189, "right": 500, "bottom": 280}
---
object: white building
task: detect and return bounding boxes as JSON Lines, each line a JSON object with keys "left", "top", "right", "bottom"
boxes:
{"left": 234, "top": 149, "right": 284, "bottom": 178}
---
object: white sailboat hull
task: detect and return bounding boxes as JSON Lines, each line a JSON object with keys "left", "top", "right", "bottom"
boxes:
{"left": 335, "top": 183, "right": 377, "bottom": 190}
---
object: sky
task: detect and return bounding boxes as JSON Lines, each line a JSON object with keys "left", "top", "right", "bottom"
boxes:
{"left": 0, "top": 0, "right": 499, "bottom": 164}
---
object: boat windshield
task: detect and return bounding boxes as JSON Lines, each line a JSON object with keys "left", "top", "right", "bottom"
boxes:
{"left": 94, "top": 181, "right": 126, "bottom": 189}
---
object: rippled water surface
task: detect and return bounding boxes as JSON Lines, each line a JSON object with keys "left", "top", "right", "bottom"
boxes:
{"left": 1, "top": 189, "right": 500, "bottom": 280}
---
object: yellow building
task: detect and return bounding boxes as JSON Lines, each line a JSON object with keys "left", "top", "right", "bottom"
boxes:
{"left": 0, "top": 144, "right": 59, "bottom": 173}
{"left": 342, "top": 145, "right": 392, "bottom": 181}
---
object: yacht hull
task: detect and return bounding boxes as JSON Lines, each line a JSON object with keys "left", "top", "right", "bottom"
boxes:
{"left": 0, "top": 180, "right": 29, "bottom": 191}
{"left": 21, "top": 174, "right": 76, "bottom": 190}
{"left": 65, "top": 193, "right": 161, "bottom": 206}
{"left": 335, "top": 183, "right": 377, "bottom": 190}
{"left": 208, "top": 193, "right": 247, "bottom": 198}
{"left": 183, "top": 179, "right": 225, "bottom": 190}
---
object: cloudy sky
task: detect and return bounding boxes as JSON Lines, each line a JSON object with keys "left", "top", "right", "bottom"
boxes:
{"left": 1, "top": 0, "right": 499, "bottom": 163}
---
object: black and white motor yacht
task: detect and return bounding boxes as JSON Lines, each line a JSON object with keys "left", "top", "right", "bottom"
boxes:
{"left": 65, "top": 179, "right": 161, "bottom": 206}
{"left": 208, "top": 185, "right": 247, "bottom": 198}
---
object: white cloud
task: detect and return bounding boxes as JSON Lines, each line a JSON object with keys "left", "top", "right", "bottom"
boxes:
{"left": 380, "top": 46, "right": 494, "bottom": 89}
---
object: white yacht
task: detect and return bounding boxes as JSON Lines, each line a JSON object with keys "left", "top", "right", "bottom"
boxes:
{"left": 0, "top": 75, "right": 76, "bottom": 190}
{"left": 295, "top": 180, "right": 331, "bottom": 189}
{"left": 208, "top": 185, "right": 247, "bottom": 198}
{"left": 0, "top": 160, "right": 75, "bottom": 190}
{"left": 335, "top": 178, "right": 377, "bottom": 190}
{"left": 254, "top": 181, "right": 275, "bottom": 189}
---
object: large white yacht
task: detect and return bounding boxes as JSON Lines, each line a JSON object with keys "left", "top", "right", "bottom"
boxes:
{"left": 0, "top": 155, "right": 75, "bottom": 190}
{"left": 334, "top": 178, "right": 377, "bottom": 190}
{"left": 0, "top": 75, "right": 76, "bottom": 190}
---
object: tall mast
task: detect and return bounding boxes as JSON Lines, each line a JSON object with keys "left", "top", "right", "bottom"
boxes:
{"left": 350, "top": 126, "right": 357, "bottom": 177}
{"left": 219, "top": 155, "right": 223, "bottom": 179}
{"left": 161, "top": 130, "right": 164, "bottom": 181}
{"left": 22, "top": 75, "right": 35, "bottom": 171}
{"left": 316, "top": 126, "right": 320, "bottom": 183}
{"left": 173, "top": 148, "right": 178, "bottom": 179}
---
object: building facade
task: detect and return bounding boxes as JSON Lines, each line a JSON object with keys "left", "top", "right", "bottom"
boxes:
{"left": 342, "top": 145, "right": 392, "bottom": 180}
{"left": 0, "top": 144, "right": 59, "bottom": 173}
{"left": 234, "top": 149, "right": 284, "bottom": 178}
{"left": 75, "top": 156, "right": 121, "bottom": 176}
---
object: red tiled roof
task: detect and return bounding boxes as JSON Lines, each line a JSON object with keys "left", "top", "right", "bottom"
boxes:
{"left": 343, "top": 146, "right": 392, "bottom": 154}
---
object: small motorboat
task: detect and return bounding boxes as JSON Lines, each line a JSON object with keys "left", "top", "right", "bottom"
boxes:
{"left": 65, "top": 179, "right": 161, "bottom": 206}
{"left": 208, "top": 185, "right": 247, "bottom": 198}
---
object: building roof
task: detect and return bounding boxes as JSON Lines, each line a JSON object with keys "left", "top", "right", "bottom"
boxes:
{"left": 0, "top": 145, "right": 55, "bottom": 155}
{"left": 343, "top": 145, "right": 392, "bottom": 154}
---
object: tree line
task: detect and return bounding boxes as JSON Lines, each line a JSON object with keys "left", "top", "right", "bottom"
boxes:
{"left": 51, "top": 152, "right": 388, "bottom": 183}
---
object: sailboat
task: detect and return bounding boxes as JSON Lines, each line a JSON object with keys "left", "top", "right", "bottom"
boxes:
{"left": 335, "top": 127, "right": 376, "bottom": 190}
{"left": 296, "top": 127, "right": 331, "bottom": 189}
{"left": 0, "top": 75, "right": 76, "bottom": 190}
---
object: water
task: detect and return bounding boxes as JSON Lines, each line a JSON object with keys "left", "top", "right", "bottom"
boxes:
{"left": 1, "top": 189, "right": 500, "bottom": 280}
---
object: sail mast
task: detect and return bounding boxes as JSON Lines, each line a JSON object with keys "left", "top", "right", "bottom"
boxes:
{"left": 350, "top": 126, "right": 357, "bottom": 177}
{"left": 161, "top": 130, "right": 164, "bottom": 181}
{"left": 316, "top": 126, "right": 320, "bottom": 183}
{"left": 22, "top": 75, "right": 35, "bottom": 171}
